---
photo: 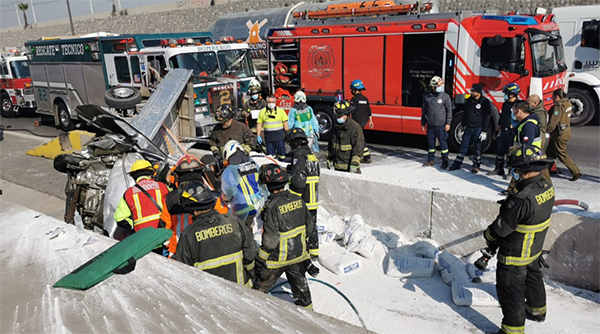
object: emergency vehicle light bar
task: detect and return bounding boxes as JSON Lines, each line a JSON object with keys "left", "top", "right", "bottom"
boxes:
{"left": 481, "top": 15, "right": 538, "bottom": 25}
{"left": 293, "top": 1, "right": 433, "bottom": 20}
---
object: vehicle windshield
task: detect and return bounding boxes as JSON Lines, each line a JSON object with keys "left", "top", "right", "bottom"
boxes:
{"left": 530, "top": 30, "right": 567, "bottom": 77}
{"left": 217, "top": 50, "right": 254, "bottom": 79}
{"left": 10, "top": 60, "right": 30, "bottom": 78}
{"left": 169, "top": 52, "right": 221, "bottom": 77}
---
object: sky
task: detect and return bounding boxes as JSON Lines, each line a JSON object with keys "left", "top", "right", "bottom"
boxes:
{"left": 0, "top": 0, "right": 177, "bottom": 29}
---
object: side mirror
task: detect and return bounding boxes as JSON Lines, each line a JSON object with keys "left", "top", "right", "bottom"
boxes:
{"left": 548, "top": 36, "right": 562, "bottom": 47}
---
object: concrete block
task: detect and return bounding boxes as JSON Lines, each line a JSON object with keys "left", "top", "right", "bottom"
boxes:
{"left": 319, "top": 170, "right": 431, "bottom": 239}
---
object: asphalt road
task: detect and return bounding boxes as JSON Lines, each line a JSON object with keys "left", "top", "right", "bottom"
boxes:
{"left": 0, "top": 112, "right": 598, "bottom": 203}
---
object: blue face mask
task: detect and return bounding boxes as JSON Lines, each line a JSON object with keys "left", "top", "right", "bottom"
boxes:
{"left": 435, "top": 86, "right": 444, "bottom": 93}
{"left": 504, "top": 94, "right": 509, "bottom": 101}
{"left": 511, "top": 110, "right": 517, "bottom": 121}
{"left": 251, "top": 94, "right": 259, "bottom": 100}
{"left": 337, "top": 117, "right": 346, "bottom": 124}
{"left": 510, "top": 168, "right": 521, "bottom": 182}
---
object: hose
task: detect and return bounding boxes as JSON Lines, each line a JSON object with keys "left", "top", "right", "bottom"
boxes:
{"left": 554, "top": 199, "right": 589, "bottom": 211}
{"left": 0, "top": 125, "right": 59, "bottom": 138}
{"left": 269, "top": 278, "right": 368, "bottom": 330}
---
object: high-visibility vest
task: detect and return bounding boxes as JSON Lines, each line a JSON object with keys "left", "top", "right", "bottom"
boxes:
{"left": 123, "top": 178, "right": 168, "bottom": 231}
{"left": 515, "top": 118, "right": 542, "bottom": 149}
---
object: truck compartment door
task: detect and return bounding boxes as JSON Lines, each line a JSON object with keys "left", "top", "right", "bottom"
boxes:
{"left": 29, "top": 64, "right": 52, "bottom": 113}
{"left": 343, "top": 36, "right": 384, "bottom": 103}
{"left": 300, "top": 37, "right": 343, "bottom": 96}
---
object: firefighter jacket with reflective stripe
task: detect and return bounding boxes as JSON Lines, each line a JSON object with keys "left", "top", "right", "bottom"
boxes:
{"left": 327, "top": 118, "right": 365, "bottom": 171}
{"left": 160, "top": 190, "right": 194, "bottom": 259}
{"left": 258, "top": 190, "right": 312, "bottom": 269}
{"left": 258, "top": 106, "right": 287, "bottom": 141}
{"left": 547, "top": 98, "right": 573, "bottom": 135}
{"left": 484, "top": 174, "right": 554, "bottom": 266}
{"left": 515, "top": 114, "right": 541, "bottom": 149}
{"left": 210, "top": 120, "right": 255, "bottom": 156}
{"left": 463, "top": 96, "right": 492, "bottom": 129}
{"left": 115, "top": 176, "right": 168, "bottom": 232}
{"left": 243, "top": 98, "right": 267, "bottom": 129}
{"left": 421, "top": 91, "right": 453, "bottom": 127}
{"left": 176, "top": 210, "right": 257, "bottom": 286}
{"left": 350, "top": 92, "right": 372, "bottom": 128}
{"left": 287, "top": 146, "right": 320, "bottom": 256}
{"left": 221, "top": 159, "right": 266, "bottom": 218}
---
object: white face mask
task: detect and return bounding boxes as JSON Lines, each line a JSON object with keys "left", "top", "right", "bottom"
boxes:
{"left": 435, "top": 86, "right": 444, "bottom": 93}
{"left": 251, "top": 94, "right": 259, "bottom": 100}
{"left": 267, "top": 103, "right": 276, "bottom": 109}
{"left": 336, "top": 117, "right": 346, "bottom": 124}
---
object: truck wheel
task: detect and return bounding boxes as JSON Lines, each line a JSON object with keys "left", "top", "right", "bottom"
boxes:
{"left": 448, "top": 111, "right": 464, "bottom": 153}
{"left": 313, "top": 104, "right": 334, "bottom": 141}
{"left": 104, "top": 87, "right": 142, "bottom": 110}
{"left": 568, "top": 87, "right": 595, "bottom": 127}
{"left": 1, "top": 92, "right": 16, "bottom": 118}
{"left": 56, "top": 101, "right": 75, "bottom": 131}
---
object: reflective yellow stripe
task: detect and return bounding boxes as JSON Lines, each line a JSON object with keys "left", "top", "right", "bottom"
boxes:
{"left": 258, "top": 248, "right": 270, "bottom": 261}
{"left": 304, "top": 303, "right": 313, "bottom": 310}
{"left": 498, "top": 251, "right": 542, "bottom": 266}
{"left": 244, "top": 260, "right": 255, "bottom": 271}
{"left": 515, "top": 218, "right": 550, "bottom": 233}
{"left": 332, "top": 143, "right": 352, "bottom": 151}
{"left": 133, "top": 193, "right": 143, "bottom": 220}
{"left": 194, "top": 250, "right": 245, "bottom": 284}
{"left": 239, "top": 176, "right": 255, "bottom": 209}
{"left": 307, "top": 154, "right": 318, "bottom": 162}
{"left": 307, "top": 176, "right": 319, "bottom": 209}
{"left": 280, "top": 225, "right": 306, "bottom": 238}
{"left": 334, "top": 162, "right": 349, "bottom": 170}
{"left": 484, "top": 229, "right": 496, "bottom": 242}
{"left": 289, "top": 189, "right": 302, "bottom": 196}
{"left": 133, "top": 213, "right": 161, "bottom": 226}
{"left": 525, "top": 304, "right": 547, "bottom": 315}
{"left": 351, "top": 156, "right": 361, "bottom": 164}
{"left": 266, "top": 252, "right": 309, "bottom": 269}
{"left": 278, "top": 226, "right": 306, "bottom": 263}
{"left": 309, "top": 248, "right": 319, "bottom": 256}
{"left": 501, "top": 323, "right": 525, "bottom": 334}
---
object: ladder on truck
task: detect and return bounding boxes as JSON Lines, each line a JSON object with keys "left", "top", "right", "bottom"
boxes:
{"left": 293, "top": 1, "right": 434, "bottom": 20}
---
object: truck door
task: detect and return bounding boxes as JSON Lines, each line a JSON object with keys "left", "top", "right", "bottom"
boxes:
{"left": 103, "top": 54, "right": 143, "bottom": 89}
{"left": 343, "top": 36, "right": 384, "bottom": 103}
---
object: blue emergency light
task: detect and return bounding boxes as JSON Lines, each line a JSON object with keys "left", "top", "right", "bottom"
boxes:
{"left": 481, "top": 15, "right": 538, "bottom": 25}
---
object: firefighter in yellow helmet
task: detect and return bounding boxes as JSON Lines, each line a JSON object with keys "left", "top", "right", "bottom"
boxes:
{"left": 326, "top": 100, "right": 365, "bottom": 174}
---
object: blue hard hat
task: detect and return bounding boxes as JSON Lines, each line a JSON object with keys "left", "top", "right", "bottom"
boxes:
{"left": 503, "top": 83, "right": 521, "bottom": 96}
{"left": 350, "top": 79, "right": 365, "bottom": 90}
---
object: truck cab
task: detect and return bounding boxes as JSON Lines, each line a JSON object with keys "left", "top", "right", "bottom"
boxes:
{"left": 0, "top": 54, "right": 36, "bottom": 118}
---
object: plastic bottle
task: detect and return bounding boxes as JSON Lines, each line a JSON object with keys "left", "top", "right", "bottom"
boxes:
{"left": 74, "top": 211, "right": 84, "bottom": 233}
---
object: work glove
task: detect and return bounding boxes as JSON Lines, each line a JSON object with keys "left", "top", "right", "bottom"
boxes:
{"left": 246, "top": 268, "right": 256, "bottom": 282}
{"left": 350, "top": 165, "right": 361, "bottom": 174}
{"left": 479, "top": 132, "right": 487, "bottom": 141}
{"left": 326, "top": 160, "right": 332, "bottom": 169}
{"left": 257, "top": 135, "right": 263, "bottom": 144}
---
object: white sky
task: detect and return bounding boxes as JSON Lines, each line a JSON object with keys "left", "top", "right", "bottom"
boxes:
{"left": 0, "top": 0, "right": 177, "bottom": 29}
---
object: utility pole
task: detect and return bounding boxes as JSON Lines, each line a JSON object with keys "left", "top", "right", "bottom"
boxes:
{"left": 14, "top": 3, "right": 21, "bottom": 26}
{"left": 89, "top": 0, "right": 93, "bottom": 14}
{"left": 29, "top": 0, "right": 37, "bottom": 23}
{"left": 65, "top": 0, "right": 75, "bottom": 35}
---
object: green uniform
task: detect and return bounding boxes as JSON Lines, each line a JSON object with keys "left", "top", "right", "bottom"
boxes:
{"left": 546, "top": 98, "right": 581, "bottom": 177}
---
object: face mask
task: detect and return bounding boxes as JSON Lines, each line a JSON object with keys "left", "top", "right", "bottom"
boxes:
{"left": 267, "top": 103, "right": 276, "bottom": 109}
{"left": 336, "top": 117, "right": 346, "bottom": 124}
{"left": 511, "top": 111, "right": 517, "bottom": 121}
{"left": 251, "top": 94, "right": 259, "bottom": 100}
{"left": 504, "top": 94, "right": 509, "bottom": 101}
{"left": 435, "top": 86, "right": 444, "bottom": 93}
{"left": 510, "top": 168, "right": 521, "bottom": 182}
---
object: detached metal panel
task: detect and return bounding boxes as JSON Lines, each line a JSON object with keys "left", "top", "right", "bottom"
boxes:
{"left": 82, "top": 63, "right": 107, "bottom": 106}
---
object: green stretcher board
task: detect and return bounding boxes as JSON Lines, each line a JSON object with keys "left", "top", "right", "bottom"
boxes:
{"left": 54, "top": 228, "right": 172, "bottom": 290}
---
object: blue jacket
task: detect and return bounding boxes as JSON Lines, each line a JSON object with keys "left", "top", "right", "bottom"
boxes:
{"left": 221, "top": 159, "right": 266, "bottom": 221}
{"left": 288, "top": 102, "right": 320, "bottom": 152}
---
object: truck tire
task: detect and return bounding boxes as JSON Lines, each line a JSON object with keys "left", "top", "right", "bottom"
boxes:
{"left": 568, "top": 87, "right": 595, "bottom": 127}
{"left": 313, "top": 104, "right": 334, "bottom": 141}
{"left": 1, "top": 92, "right": 16, "bottom": 118}
{"left": 448, "top": 111, "right": 494, "bottom": 153}
{"left": 104, "top": 87, "right": 142, "bottom": 110}
{"left": 56, "top": 101, "right": 75, "bottom": 131}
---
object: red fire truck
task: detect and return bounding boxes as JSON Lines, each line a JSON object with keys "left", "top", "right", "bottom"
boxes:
{"left": 1, "top": 51, "right": 36, "bottom": 118}
{"left": 266, "top": 3, "right": 567, "bottom": 151}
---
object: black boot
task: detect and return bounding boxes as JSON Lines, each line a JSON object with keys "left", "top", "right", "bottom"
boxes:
{"left": 488, "top": 159, "right": 505, "bottom": 176}
{"left": 441, "top": 159, "right": 449, "bottom": 170}
{"left": 448, "top": 162, "right": 461, "bottom": 171}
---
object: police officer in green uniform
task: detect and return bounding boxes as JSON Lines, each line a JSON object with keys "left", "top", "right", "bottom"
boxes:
{"left": 327, "top": 100, "right": 365, "bottom": 174}
{"left": 285, "top": 128, "right": 320, "bottom": 260}
{"left": 176, "top": 181, "right": 257, "bottom": 287}
{"left": 253, "top": 164, "right": 314, "bottom": 309}
{"left": 546, "top": 88, "right": 583, "bottom": 181}
{"left": 484, "top": 145, "right": 554, "bottom": 334}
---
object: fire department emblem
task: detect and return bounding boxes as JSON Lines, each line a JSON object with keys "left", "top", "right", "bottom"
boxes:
{"left": 307, "top": 45, "right": 335, "bottom": 79}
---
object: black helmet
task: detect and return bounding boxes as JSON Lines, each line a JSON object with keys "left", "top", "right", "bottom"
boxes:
{"left": 508, "top": 145, "right": 552, "bottom": 172}
{"left": 332, "top": 100, "right": 355, "bottom": 117}
{"left": 285, "top": 128, "right": 308, "bottom": 146}
{"left": 179, "top": 181, "right": 217, "bottom": 211}
{"left": 214, "top": 104, "right": 235, "bottom": 123}
{"left": 259, "top": 163, "right": 289, "bottom": 190}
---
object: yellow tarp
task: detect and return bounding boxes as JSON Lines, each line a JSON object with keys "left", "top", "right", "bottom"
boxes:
{"left": 25, "top": 130, "right": 94, "bottom": 159}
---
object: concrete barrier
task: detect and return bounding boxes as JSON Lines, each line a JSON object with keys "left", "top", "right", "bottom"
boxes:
{"left": 319, "top": 169, "right": 600, "bottom": 292}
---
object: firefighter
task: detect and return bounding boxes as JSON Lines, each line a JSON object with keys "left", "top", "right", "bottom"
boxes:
{"left": 421, "top": 75, "right": 452, "bottom": 168}
{"left": 176, "top": 181, "right": 257, "bottom": 287}
{"left": 288, "top": 91, "right": 320, "bottom": 152}
{"left": 256, "top": 95, "right": 289, "bottom": 160}
{"left": 241, "top": 79, "right": 266, "bottom": 134}
{"left": 483, "top": 144, "right": 554, "bottom": 334}
{"left": 253, "top": 163, "right": 314, "bottom": 309}
{"left": 159, "top": 155, "right": 204, "bottom": 259}
{"left": 546, "top": 88, "right": 583, "bottom": 181}
{"left": 327, "top": 100, "right": 365, "bottom": 174}
{"left": 489, "top": 83, "right": 521, "bottom": 177}
{"left": 449, "top": 83, "right": 491, "bottom": 173}
{"left": 114, "top": 159, "right": 169, "bottom": 252}
{"left": 210, "top": 104, "right": 255, "bottom": 162}
{"left": 220, "top": 140, "right": 266, "bottom": 230}
{"left": 285, "top": 128, "right": 319, "bottom": 260}
{"left": 349, "top": 79, "right": 373, "bottom": 163}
